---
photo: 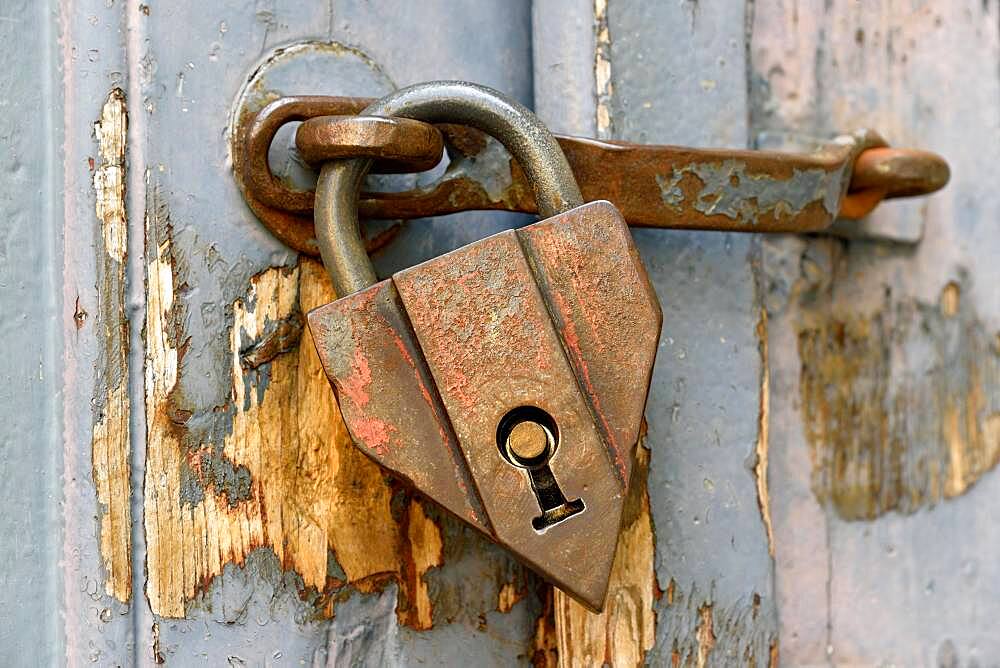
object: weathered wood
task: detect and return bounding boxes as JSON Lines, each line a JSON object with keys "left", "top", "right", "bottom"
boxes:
{"left": 91, "top": 88, "right": 132, "bottom": 604}
{"left": 141, "top": 250, "right": 410, "bottom": 617}
{"left": 754, "top": 1, "right": 1000, "bottom": 663}
{"left": 532, "top": 5, "right": 662, "bottom": 665}
{"left": 30, "top": 0, "right": 998, "bottom": 665}
{"left": 128, "top": 0, "right": 542, "bottom": 663}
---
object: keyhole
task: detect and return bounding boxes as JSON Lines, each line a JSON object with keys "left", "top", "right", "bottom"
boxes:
{"left": 497, "top": 407, "right": 586, "bottom": 532}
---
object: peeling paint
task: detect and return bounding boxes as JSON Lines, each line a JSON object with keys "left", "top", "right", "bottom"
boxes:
{"left": 445, "top": 134, "right": 515, "bottom": 203}
{"left": 655, "top": 582, "right": 775, "bottom": 666}
{"left": 593, "top": 0, "right": 614, "bottom": 139}
{"left": 799, "top": 279, "right": 1000, "bottom": 519}
{"left": 91, "top": 87, "right": 131, "bottom": 603}
{"left": 755, "top": 310, "right": 774, "bottom": 555}
{"left": 656, "top": 160, "right": 844, "bottom": 225}
{"left": 142, "top": 231, "right": 448, "bottom": 620}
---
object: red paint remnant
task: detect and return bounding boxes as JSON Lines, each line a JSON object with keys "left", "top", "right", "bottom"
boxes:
{"left": 551, "top": 289, "right": 626, "bottom": 482}
{"left": 389, "top": 330, "right": 442, "bottom": 423}
{"left": 337, "top": 348, "right": 372, "bottom": 408}
{"left": 444, "top": 368, "right": 476, "bottom": 409}
{"left": 350, "top": 415, "right": 396, "bottom": 457}
{"left": 390, "top": 329, "right": 416, "bottom": 366}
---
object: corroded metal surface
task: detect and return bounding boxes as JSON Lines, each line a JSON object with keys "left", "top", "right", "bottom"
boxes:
{"left": 305, "top": 279, "right": 492, "bottom": 535}
{"left": 296, "top": 114, "right": 443, "bottom": 172}
{"left": 517, "top": 201, "right": 660, "bottom": 487}
{"left": 232, "top": 95, "right": 951, "bottom": 256}
{"left": 307, "top": 202, "right": 661, "bottom": 612}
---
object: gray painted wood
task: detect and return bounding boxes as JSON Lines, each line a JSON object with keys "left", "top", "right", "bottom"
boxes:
{"left": 756, "top": 1, "right": 1000, "bottom": 664}
{"left": 604, "top": 3, "right": 778, "bottom": 664}
{"left": 0, "top": 1, "right": 64, "bottom": 664}
{"left": 531, "top": 0, "right": 597, "bottom": 138}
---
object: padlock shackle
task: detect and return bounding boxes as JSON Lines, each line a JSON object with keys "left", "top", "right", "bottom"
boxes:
{"left": 315, "top": 80, "right": 584, "bottom": 297}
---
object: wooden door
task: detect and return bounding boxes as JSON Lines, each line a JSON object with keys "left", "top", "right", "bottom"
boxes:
{"left": 2, "top": 1, "right": 996, "bottom": 665}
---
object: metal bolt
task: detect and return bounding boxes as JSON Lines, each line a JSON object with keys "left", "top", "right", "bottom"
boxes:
{"left": 507, "top": 420, "right": 551, "bottom": 462}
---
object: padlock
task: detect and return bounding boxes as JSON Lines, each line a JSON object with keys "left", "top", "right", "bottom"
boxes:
{"left": 306, "top": 81, "right": 661, "bottom": 612}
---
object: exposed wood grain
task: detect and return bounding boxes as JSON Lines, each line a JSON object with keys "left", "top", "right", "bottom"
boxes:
{"left": 694, "top": 603, "right": 715, "bottom": 667}
{"left": 497, "top": 581, "right": 526, "bottom": 614}
{"left": 755, "top": 310, "right": 774, "bottom": 555}
{"left": 798, "top": 279, "right": 1000, "bottom": 519}
{"left": 531, "top": 587, "right": 559, "bottom": 668}
{"left": 549, "top": 443, "right": 656, "bottom": 668}
{"left": 91, "top": 88, "right": 131, "bottom": 602}
{"left": 397, "top": 497, "right": 444, "bottom": 630}
{"left": 142, "top": 232, "right": 442, "bottom": 621}
{"left": 593, "top": 0, "right": 614, "bottom": 139}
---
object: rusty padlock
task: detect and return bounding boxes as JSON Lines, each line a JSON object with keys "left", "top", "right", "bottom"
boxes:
{"left": 306, "top": 81, "right": 661, "bottom": 611}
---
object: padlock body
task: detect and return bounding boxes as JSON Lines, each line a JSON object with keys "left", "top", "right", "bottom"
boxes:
{"left": 308, "top": 200, "right": 661, "bottom": 611}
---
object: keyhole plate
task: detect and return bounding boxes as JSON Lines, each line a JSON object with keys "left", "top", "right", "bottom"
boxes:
{"left": 497, "top": 406, "right": 586, "bottom": 532}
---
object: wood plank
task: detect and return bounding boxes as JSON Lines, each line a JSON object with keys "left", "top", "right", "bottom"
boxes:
{"left": 0, "top": 0, "right": 64, "bottom": 663}
{"left": 587, "top": 1, "right": 777, "bottom": 664}
{"left": 754, "top": 1, "right": 1000, "bottom": 663}
{"left": 532, "top": 4, "right": 659, "bottom": 665}
{"left": 535, "top": 2, "right": 778, "bottom": 664}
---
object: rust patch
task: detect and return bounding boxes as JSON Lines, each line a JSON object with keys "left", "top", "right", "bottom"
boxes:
{"left": 74, "top": 296, "right": 88, "bottom": 329}
{"left": 798, "top": 280, "right": 1000, "bottom": 519}
{"left": 91, "top": 88, "right": 131, "bottom": 602}
{"left": 239, "top": 310, "right": 303, "bottom": 369}
{"left": 551, "top": 443, "right": 656, "bottom": 667}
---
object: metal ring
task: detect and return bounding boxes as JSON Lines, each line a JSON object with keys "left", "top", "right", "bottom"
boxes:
{"left": 296, "top": 115, "right": 444, "bottom": 172}
{"left": 314, "top": 80, "right": 584, "bottom": 297}
{"left": 242, "top": 96, "right": 367, "bottom": 216}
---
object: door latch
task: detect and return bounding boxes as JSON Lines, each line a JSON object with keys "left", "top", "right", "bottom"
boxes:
{"left": 232, "top": 94, "right": 949, "bottom": 256}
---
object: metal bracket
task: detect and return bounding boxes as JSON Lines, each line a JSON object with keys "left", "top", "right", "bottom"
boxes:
{"left": 232, "top": 95, "right": 950, "bottom": 256}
